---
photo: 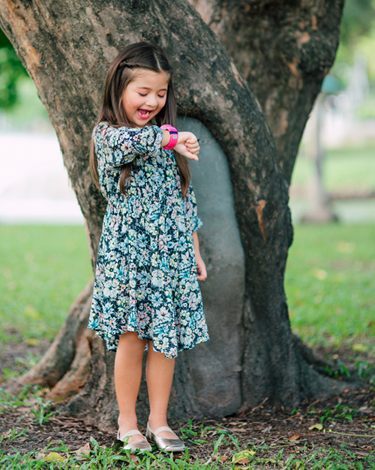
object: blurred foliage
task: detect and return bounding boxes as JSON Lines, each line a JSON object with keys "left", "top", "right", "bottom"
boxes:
{"left": 334, "top": 0, "right": 375, "bottom": 84}
{"left": 339, "top": 0, "right": 375, "bottom": 49}
{"left": 0, "top": 31, "right": 28, "bottom": 109}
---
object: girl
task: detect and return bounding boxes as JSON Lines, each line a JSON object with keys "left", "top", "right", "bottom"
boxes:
{"left": 87, "top": 41, "right": 210, "bottom": 453}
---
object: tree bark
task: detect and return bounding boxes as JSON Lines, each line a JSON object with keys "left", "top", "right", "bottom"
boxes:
{"left": 0, "top": 0, "right": 345, "bottom": 428}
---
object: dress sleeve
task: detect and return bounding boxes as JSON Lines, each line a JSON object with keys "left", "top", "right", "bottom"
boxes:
{"left": 185, "top": 180, "right": 203, "bottom": 233}
{"left": 94, "top": 122, "right": 164, "bottom": 168}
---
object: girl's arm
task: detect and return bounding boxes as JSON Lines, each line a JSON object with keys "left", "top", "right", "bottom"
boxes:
{"left": 186, "top": 181, "right": 207, "bottom": 281}
{"left": 95, "top": 122, "right": 198, "bottom": 168}
{"left": 185, "top": 180, "right": 203, "bottom": 233}
{"left": 193, "top": 231, "right": 200, "bottom": 252}
{"left": 193, "top": 231, "right": 207, "bottom": 281}
{"left": 96, "top": 122, "right": 169, "bottom": 168}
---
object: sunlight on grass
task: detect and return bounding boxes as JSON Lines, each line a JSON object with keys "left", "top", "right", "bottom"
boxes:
{"left": 285, "top": 223, "right": 375, "bottom": 352}
{"left": 0, "top": 225, "right": 91, "bottom": 342}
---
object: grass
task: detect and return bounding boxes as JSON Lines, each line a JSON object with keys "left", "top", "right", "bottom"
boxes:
{"left": 1, "top": 444, "right": 372, "bottom": 469}
{"left": 285, "top": 223, "right": 375, "bottom": 353}
{"left": 1, "top": 388, "right": 374, "bottom": 469}
{"left": 1, "top": 382, "right": 374, "bottom": 469}
{"left": 0, "top": 225, "right": 91, "bottom": 343}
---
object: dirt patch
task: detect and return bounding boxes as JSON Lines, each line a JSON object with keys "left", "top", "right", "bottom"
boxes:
{"left": 1, "top": 387, "right": 373, "bottom": 466}
{"left": 0, "top": 327, "right": 51, "bottom": 380}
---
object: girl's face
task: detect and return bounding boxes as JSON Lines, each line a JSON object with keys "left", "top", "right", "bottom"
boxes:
{"left": 121, "top": 68, "right": 170, "bottom": 128}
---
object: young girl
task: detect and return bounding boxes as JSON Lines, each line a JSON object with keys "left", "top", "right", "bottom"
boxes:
{"left": 87, "top": 41, "right": 210, "bottom": 453}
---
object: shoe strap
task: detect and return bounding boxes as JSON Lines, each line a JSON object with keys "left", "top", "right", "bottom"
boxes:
{"left": 153, "top": 425, "right": 174, "bottom": 436}
{"left": 118, "top": 428, "right": 143, "bottom": 439}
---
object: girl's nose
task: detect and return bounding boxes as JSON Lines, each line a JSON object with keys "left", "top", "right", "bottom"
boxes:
{"left": 145, "top": 95, "right": 158, "bottom": 108}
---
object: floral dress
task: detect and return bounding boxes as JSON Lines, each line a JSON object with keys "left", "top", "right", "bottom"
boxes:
{"left": 87, "top": 121, "right": 210, "bottom": 359}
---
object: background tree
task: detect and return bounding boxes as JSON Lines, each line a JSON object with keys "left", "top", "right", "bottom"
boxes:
{"left": 0, "top": 0, "right": 347, "bottom": 431}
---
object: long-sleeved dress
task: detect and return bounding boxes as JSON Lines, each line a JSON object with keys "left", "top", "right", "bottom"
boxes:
{"left": 87, "top": 121, "right": 210, "bottom": 359}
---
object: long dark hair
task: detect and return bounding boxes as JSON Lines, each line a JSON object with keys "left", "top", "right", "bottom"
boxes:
{"left": 89, "top": 41, "right": 191, "bottom": 197}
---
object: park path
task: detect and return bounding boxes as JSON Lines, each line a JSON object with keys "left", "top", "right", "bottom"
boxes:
{"left": 0, "top": 133, "right": 83, "bottom": 224}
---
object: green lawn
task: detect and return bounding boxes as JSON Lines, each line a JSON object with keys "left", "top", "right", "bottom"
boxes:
{"left": 0, "top": 223, "right": 373, "bottom": 354}
{"left": 285, "top": 223, "right": 375, "bottom": 353}
{"left": 0, "top": 225, "right": 91, "bottom": 343}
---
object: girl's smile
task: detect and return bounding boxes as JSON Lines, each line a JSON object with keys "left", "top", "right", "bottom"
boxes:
{"left": 122, "top": 68, "right": 170, "bottom": 127}
{"left": 138, "top": 109, "right": 151, "bottom": 119}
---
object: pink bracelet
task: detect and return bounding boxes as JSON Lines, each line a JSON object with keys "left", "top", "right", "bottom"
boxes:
{"left": 161, "top": 124, "right": 178, "bottom": 150}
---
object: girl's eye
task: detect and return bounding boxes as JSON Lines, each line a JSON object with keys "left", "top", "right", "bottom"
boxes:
{"left": 138, "top": 93, "right": 166, "bottom": 98}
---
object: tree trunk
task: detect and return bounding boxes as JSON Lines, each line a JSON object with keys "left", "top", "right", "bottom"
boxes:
{"left": 0, "top": 0, "right": 346, "bottom": 429}
{"left": 190, "top": 0, "right": 344, "bottom": 183}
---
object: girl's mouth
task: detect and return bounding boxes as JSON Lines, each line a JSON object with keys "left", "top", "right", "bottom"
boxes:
{"left": 138, "top": 109, "right": 151, "bottom": 120}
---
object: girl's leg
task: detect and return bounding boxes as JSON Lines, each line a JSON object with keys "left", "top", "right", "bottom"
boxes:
{"left": 115, "top": 332, "right": 147, "bottom": 443}
{"left": 145, "top": 340, "right": 179, "bottom": 439}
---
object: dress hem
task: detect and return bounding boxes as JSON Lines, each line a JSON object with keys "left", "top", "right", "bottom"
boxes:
{"left": 87, "top": 324, "right": 210, "bottom": 359}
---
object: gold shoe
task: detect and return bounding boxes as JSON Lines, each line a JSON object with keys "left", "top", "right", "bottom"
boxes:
{"left": 146, "top": 422, "right": 186, "bottom": 452}
{"left": 116, "top": 428, "right": 152, "bottom": 452}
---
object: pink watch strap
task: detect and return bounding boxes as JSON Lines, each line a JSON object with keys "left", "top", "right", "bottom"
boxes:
{"left": 161, "top": 124, "right": 178, "bottom": 150}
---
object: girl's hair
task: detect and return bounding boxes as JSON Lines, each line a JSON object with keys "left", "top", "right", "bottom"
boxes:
{"left": 89, "top": 41, "right": 191, "bottom": 198}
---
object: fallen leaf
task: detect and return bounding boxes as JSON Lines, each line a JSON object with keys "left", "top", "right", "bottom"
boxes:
{"left": 74, "top": 442, "right": 91, "bottom": 456}
{"left": 309, "top": 423, "right": 323, "bottom": 431}
{"left": 289, "top": 433, "right": 301, "bottom": 441}
{"left": 227, "top": 426, "right": 248, "bottom": 433}
{"left": 232, "top": 449, "right": 256, "bottom": 465}
{"left": 235, "top": 458, "right": 250, "bottom": 465}
{"left": 261, "top": 425, "right": 272, "bottom": 433}
{"left": 352, "top": 343, "right": 368, "bottom": 353}
{"left": 35, "top": 387, "right": 50, "bottom": 397}
{"left": 25, "top": 337, "right": 41, "bottom": 346}
{"left": 359, "top": 406, "right": 371, "bottom": 415}
{"left": 1, "top": 430, "right": 12, "bottom": 439}
{"left": 43, "top": 452, "right": 66, "bottom": 462}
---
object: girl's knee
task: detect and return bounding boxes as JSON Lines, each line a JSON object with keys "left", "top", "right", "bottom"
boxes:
{"left": 119, "top": 331, "right": 147, "bottom": 346}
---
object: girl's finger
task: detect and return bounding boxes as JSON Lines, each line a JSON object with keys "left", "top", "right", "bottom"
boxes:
{"left": 186, "top": 147, "right": 199, "bottom": 155}
{"left": 186, "top": 151, "right": 199, "bottom": 160}
{"left": 186, "top": 144, "right": 200, "bottom": 151}
{"left": 187, "top": 146, "right": 199, "bottom": 154}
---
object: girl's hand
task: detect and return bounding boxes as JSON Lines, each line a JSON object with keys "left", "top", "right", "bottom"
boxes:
{"left": 195, "top": 253, "right": 207, "bottom": 281}
{"left": 175, "top": 131, "right": 200, "bottom": 160}
{"left": 185, "top": 137, "right": 200, "bottom": 155}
